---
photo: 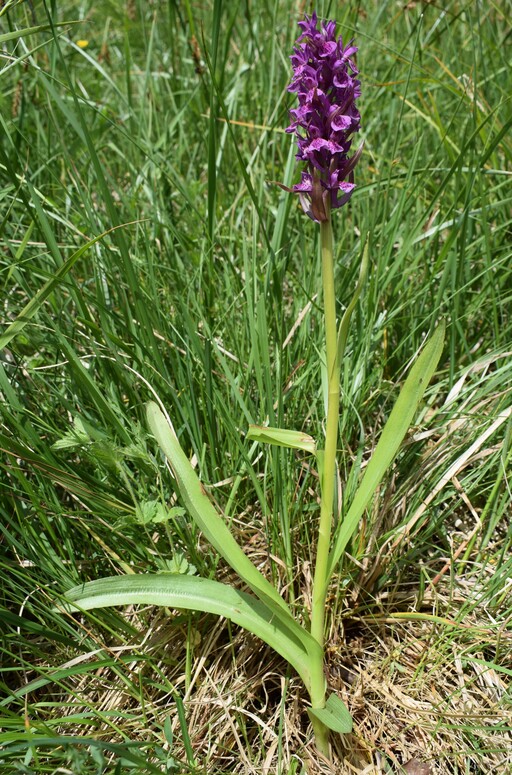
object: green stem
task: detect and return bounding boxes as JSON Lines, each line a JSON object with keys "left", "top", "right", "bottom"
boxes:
{"left": 309, "top": 650, "right": 330, "bottom": 756}
{"left": 312, "top": 212, "right": 339, "bottom": 646}
{"left": 309, "top": 209, "right": 340, "bottom": 757}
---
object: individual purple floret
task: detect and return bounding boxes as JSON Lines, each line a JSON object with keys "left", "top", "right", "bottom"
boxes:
{"left": 284, "top": 12, "right": 362, "bottom": 222}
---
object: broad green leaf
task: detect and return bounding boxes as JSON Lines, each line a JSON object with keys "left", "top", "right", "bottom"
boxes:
{"left": 307, "top": 693, "right": 352, "bottom": 734}
{"left": 327, "top": 322, "right": 445, "bottom": 577}
{"left": 62, "top": 574, "right": 314, "bottom": 691}
{"left": 247, "top": 425, "right": 316, "bottom": 454}
{"left": 146, "top": 402, "right": 321, "bottom": 662}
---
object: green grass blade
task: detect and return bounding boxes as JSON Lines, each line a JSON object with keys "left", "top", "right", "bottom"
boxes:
{"left": 207, "top": 0, "right": 222, "bottom": 245}
{"left": 0, "top": 734, "right": 167, "bottom": 775}
{"left": 336, "top": 237, "right": 370, "bottom": 368}
{"left": 62, "top": 574, "right": 313, "bottom": 691}
{"left": 0, "top": 22, "right": 78, "bottom": 44}
{"left": 0, "top": 224, "right": 132, "bottom": 351}
{"left": 327, "top": 322, "right": 446, "bottom": 577}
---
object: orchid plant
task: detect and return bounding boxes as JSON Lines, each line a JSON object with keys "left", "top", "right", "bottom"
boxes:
{"left": 61, "top": 13, "right": 444, "bottom": 760}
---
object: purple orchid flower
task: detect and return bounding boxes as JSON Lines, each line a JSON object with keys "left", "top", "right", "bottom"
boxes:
{"left": 283, "top": 12, "right": 362, "bottom": 222}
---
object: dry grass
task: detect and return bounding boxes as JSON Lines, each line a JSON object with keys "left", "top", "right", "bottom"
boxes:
{"left": 52, "top": 558, "right": 511, "bottom": 775}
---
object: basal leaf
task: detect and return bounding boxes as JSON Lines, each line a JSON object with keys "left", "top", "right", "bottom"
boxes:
{"left": 146, "top": 402, "right": 321, "bottom": 662}
{"left": 62, "top": 574, "right": 315, "bottom": 692}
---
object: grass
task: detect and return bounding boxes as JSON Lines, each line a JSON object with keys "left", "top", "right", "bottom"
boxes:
{"left": 1, "top": 0, "right": 511, "bottom": 772}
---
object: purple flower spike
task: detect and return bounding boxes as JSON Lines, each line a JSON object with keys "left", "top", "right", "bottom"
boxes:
{"left": 285, "top": 12, "right": 362, "bottom": 222}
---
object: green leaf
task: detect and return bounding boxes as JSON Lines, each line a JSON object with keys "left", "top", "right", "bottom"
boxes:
{"left": 153, "top": 505, "right": 186, "bottom": 524}
{"left": 156, "top": 553, "right": 196, "bottom": 576}
{"left": 62, "top": 574, "right": 314, "bottom": 691}
{"left": 146, "top": 402, "right": 321, "bottom": 665}
{"left": 247, "top": 425, "right": 316, "bottom": 454}
{"left": 134, "top": 500, "right": 184, "bottom": 525}
{"left": 163, "top": 716, "right": 173, "bottom": 747}
{"left": 307, "top": 694, "right": 353, "bottom": 734}
{"left": 327, "top": 322, "right": 445, "bottom": 577}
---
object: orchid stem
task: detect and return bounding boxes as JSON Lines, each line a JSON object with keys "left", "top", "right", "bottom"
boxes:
{"left": 309, "top": 206, "right": 340, "bottom": 757}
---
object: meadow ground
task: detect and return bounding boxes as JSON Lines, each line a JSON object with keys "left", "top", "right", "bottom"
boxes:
{"left": 1, "top": 1, "right": 511, "bottom": 773}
